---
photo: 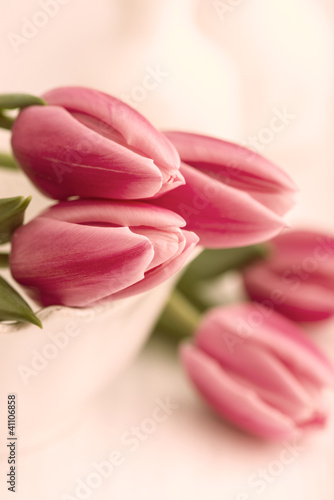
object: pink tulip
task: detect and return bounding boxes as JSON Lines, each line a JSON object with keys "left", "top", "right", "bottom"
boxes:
{"left": 152, "top": 132, "right": 297, "bottom": 248}
{"left": 243, "top": 230, "right": 334, "bottom": 322}
{"left": 10, "top": 200, "right": 198, "bottom": 307}
{"left": 181, "top": 303, "right": 334, "bottom": 440}
{"left": 11, "top": 87, "right": 183, "bottom": 200}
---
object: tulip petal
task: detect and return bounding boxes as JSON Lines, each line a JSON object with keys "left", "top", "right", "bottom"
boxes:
{"left": 265, "top": 231, "right": 334, "bottom": 279}
{"left": 43, "top": 87, "right": 182, "bottom": 193}
{"left": 112, "top": 230, "right": 199, "bottom": 299}
{"left": 153, "top": 163, "right": 286, "bottom": 248}
{"left": 273, "top": 230, "right": 334, "bottom": 258}
{"left": 12, "top": 106, "right": 167, "bottom": 200}
{"left": 243, "top": 264, "right": 334, "bottom": 322}
{"left": 10, "top": 218, "right": 154, "bottom": 307}
{"left": 181, "top": 344, "right": 297, "bottom": 440}
{"left": 164, "top": 131, "right": 297, "bottom": 215}
{"left": 205, "top": 304, "right": 334, "bottom": 387}
{"left": 68, "top": 111, "right": 185, "bottom": 193}
{"left": 196, "top": 322, "right": 315, "bottom": 422}
{"left": 131, "top": 227, "right": 183, "bottom": 271}
{"left": 41, "top": 199, "right": 186, "bottom": 229}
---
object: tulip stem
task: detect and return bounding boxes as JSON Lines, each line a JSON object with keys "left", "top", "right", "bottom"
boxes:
{"left": 156, "top": 289, "right": 202, "bottom": 341}
{"left": 0, "top": 93, "right": 46, "bottom": 110}
{"left": 0, "top": 93, "right": 46, "bottom": 131}
{"left": 0, "top": 152, "right": 18, "bottom": 170}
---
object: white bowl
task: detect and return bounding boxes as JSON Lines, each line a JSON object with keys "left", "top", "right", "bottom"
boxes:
{"left": 0, "top": 277, "right": 177, "bottom": 453}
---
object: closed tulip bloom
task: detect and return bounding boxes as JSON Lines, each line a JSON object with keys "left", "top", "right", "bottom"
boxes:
{"left": 243, "top": 230, "right": 334, "bottom": 322}
{"left": 152, "top": 132, "right": 297, "bottom": 248}
{"left": 181, "top": 303, "right": 334, "bottom": 440}
{"left": 10, "top": 200, "right": 198, "bottom": 307}
{"left": 11, "top": 87, "right": 183, "bottom": 201}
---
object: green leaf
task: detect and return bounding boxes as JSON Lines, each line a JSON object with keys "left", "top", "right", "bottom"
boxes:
{"left": 0, "top": 93, "right": 46, "bottom": 109}
{"left": 0, "top": 254, "right": 9, "bottom": 268}
{"left": 180, "top": 245, "right": 269, "bottom": 281}
{"left": 176, "top": 245, "right": 270, "bottom": 312}
{"left": 0, "top": 112, "right": 15, "bottom": 130}
{"left": 0, "top": 196, "right": 31, "bottom": 244}
{"left": 0, "top": 276, "right": 42, "bottom": 328}
{"left": 0, "top": 152, "right": 18, "bottom": 170}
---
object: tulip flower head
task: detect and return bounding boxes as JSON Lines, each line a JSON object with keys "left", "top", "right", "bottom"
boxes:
{"left": 10, "top": 200, "right": 198, "bottom": 307}
{"left": 243, "top": 230, "right": 334, "bottom": 322}
{"left": 181, "top": 303, "right": 334, "bottom": 440}
{"left": 11, "top": 87, "right": 183, "bottom": 201}
{"left": 153, "top": 132, "right": 297, "bottom": 248}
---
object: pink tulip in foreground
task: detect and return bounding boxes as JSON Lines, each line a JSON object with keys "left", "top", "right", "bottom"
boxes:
{"left": 243, "top": 230, "right": 334, "bottom": 322}
{"left": 153, "top": 132, "right": 297, "bottom": 248}
{"left": 10, "top": 200, "right": 198, "bottom": 307}
{"left": 11, "top": 87, "right": 183, "bottom": 200}
{"left": 181, "top": 303, "right": 334, "bottom": 440}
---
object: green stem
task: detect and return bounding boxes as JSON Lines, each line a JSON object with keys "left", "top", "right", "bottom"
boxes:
{"left": 156, "top": 289, "right": 201, "bottom": 342}
{"left": 177, "top": 275, "right": 212, "bottom": 313}
{"left": 0, "top": 254, "right": 9, "bottom": 268}
{"left": 0, "top": 93, "right": 46, "bottom": 109}
{"left": 0, "top": 152, "right": 18, "bottom": 170}
{"left": 0, "top": 93, "right": 46, "bottom": 131}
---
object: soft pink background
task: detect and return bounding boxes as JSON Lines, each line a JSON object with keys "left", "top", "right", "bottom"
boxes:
{"left": 1, "top": 0, "right": 334, "bottom": 498}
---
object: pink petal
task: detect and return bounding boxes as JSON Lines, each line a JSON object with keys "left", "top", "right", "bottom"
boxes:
{"left": 265, "top": 231, "right": 334, "bottom": 287}
{"left": 69, "top": 111, "right": 185, "bottom": 194}
{"left": 204, "top": 304, "right": 334, "bottom": 387}
{"left": 131, "top": 227, "right": 183, "bottom": 271}
{"left": 12, "top": 106, "right": 165, "bottom": 200}
{"left": 181, "top": 344, "right": 297, "bottom": 440}
{"left": 41, "top": 199, "right": 186, "bottom": 229}
{"left": 153, "top": 163, "right": 286, "bottom": 248}
{"left": 273, "top": 230, "right": 334, "bottom": 257}
{"left": 153, "top": 168, "right": 185, "bottom": 197}
{"left": 200, "top": 327, "right": 319, "bottom": 422}
{"left": 112, "top": 230, "right": 199, "bottom": 299}
{"left": 243, "top": 264, "right": 334, "bottom": 322}
{"left": 10, "top": 218, "right": 154, "bottom": 307}
{"left": 164, "top": 131, "right": 297, "bottom": 215}
{"left": 43, "top": 87, "right": 182, "bottom": 193}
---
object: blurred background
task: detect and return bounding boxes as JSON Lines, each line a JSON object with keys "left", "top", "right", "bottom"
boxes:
{"left": 1, "top": 0, "right": 334, "bottom": 498}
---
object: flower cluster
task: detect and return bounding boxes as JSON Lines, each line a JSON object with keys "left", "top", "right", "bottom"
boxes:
{"left": 2, "top": 86, "right": 333, "bottom": 443}
{"left": 8, "top": 86, "right": 296, "bottom": 308}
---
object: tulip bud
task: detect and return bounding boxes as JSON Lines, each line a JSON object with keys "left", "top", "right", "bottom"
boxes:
{"left": 243, "top": 230, "right": 334, "bottom": 322}
{"left": 152, "top": 132, "right": 297, "bottom": 248}
{"left": 11, "top": 87, "right": 184, "bottom": 201}
{"left": 181, "top": 303, "right": 334, "bottom": 440}
{"left": 10, "top": 199, "right": 198, "bottom": 307}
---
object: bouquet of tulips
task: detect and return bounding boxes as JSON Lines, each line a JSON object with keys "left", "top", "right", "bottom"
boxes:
{"left": 1, "top": 86, "right": 333, "bottom": 441}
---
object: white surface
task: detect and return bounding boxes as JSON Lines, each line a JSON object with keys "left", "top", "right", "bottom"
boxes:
{"left": 1, "top": 0, "right": 334, "bottom": 498}
{"left": 1, "top": 331, "right": 334, "bottom": 500}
